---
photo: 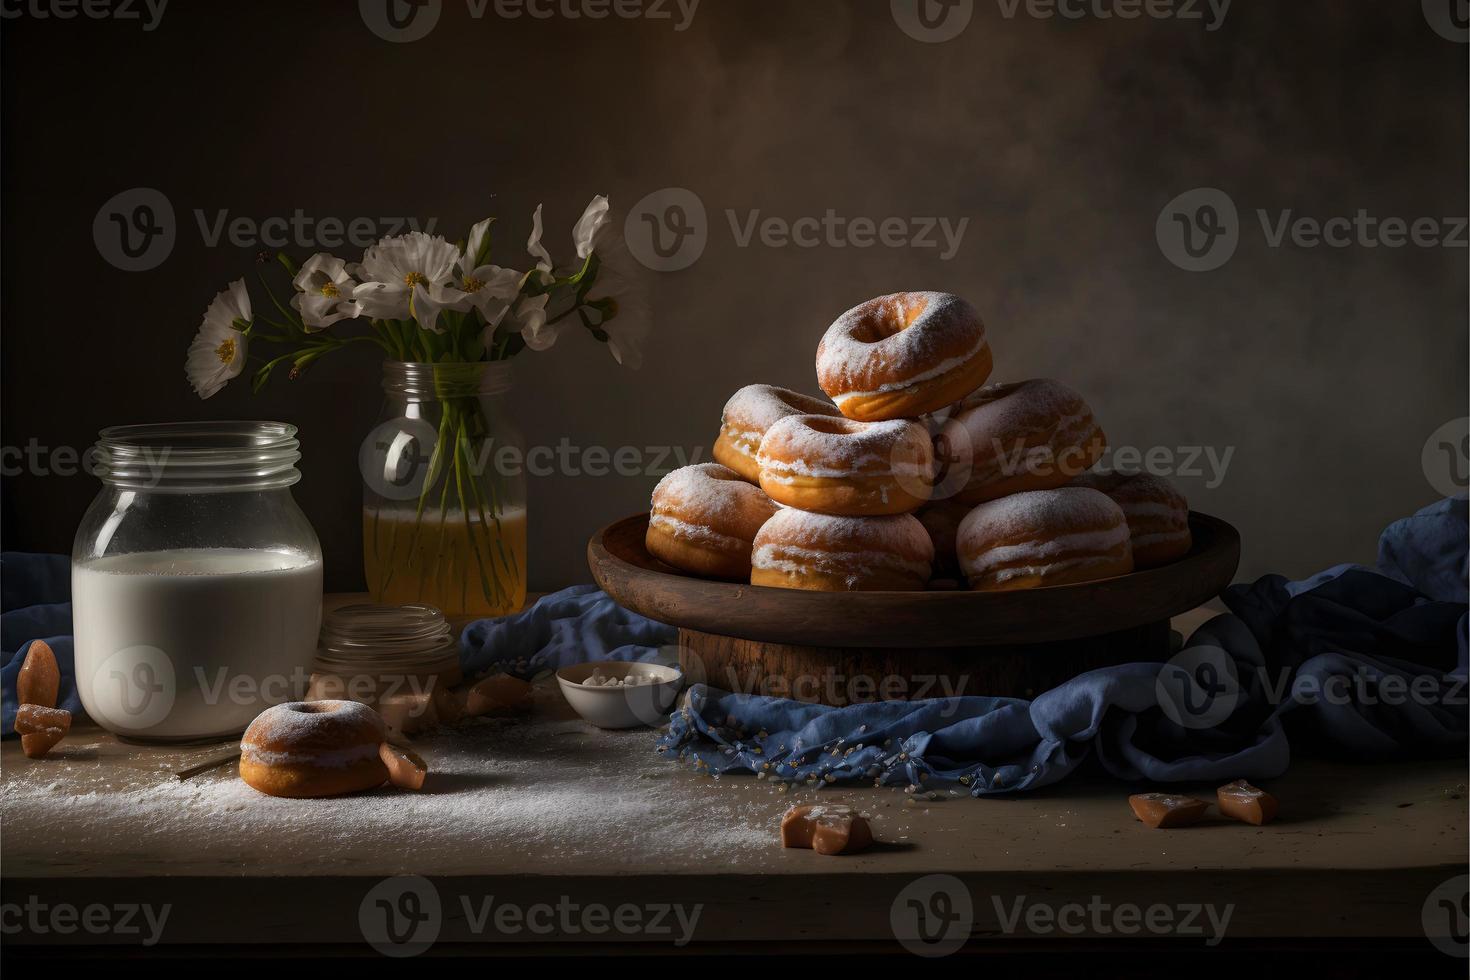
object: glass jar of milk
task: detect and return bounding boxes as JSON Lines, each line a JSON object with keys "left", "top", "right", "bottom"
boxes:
{"left": 72, "top": 422, "right": 323, "bottom": 743}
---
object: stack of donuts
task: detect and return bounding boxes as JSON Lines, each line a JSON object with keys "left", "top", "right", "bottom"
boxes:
{"left": 647, "top": 291, "right": 1193, "bottom": 592}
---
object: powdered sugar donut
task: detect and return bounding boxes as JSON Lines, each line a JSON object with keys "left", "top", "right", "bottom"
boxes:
{"left": 957, "top": 487, "right": 1133, "bottom": 591}
{"left": 239, "top": 700, "right": 388, "bottom": 798}
{"left": 936, "top": 379, "right": 1106, "bottom": 505}
{"left": 752, "top": 510, "right": 933, "bottom": 592}
{"left": 1071, "top": 470, "right": 1192, "bottom": 568}
{"left": 648, "top": 463, "right": 779, "bottom": 580}
{"left": 816, "top": 292, "right": 992, "bottom": 422}
{"left": 713, "top": 384, "right": 841, "bottom": 483}
{"left": 757, "top": 415, "right": 934, "bottom": 516}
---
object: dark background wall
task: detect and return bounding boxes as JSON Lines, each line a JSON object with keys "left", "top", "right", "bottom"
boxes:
{"left": 2, "top": 0, "right": 1466, "bottom": 592}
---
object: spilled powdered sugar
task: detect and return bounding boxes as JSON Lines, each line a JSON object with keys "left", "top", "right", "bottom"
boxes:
{"left": 1, "top": 713, "right": 776, "bottom": 876}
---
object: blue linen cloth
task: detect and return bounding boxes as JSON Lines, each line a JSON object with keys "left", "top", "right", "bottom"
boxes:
{"left": 2, "top": 552, "right": 82, "bottom": 736}
{"left": 460, "top": 584, "right": 678, "bottom": 680}
{"left": 461, "top": 498, "right": 1468, "bottom": 793}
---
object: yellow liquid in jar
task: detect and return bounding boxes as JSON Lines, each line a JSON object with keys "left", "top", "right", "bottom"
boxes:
{"left": 363, "top": 506, "right": 527, "bottom": 618}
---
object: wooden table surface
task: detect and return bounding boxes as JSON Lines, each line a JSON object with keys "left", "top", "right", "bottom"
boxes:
{"left": 2, "top": 600, "right": 1465, "bottom": 953}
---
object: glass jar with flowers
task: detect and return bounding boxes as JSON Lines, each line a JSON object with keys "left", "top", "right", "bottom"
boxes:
{"left": 184, "top": 196, "right": 642, "bottom": 617}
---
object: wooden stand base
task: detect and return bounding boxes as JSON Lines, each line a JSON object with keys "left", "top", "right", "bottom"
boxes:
{"left": 676, "top": 620, "right": 1174, "bottom": 704}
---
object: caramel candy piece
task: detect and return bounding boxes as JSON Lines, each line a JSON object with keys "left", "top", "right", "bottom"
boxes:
{"left": 780, "top": 804, "right": 874, "bottom": 855}
{"left": 20, "top": 730, "right": 66, "bottom": 759}
{"left": 14, "top": 704, "right": 72, "bottom": 737}
{"left": 431, "top": 684, "right": 465, "bottom": 726}
{"left": 1216, "top": 780, "right": 1278, "bottom": 826}
{"left": 15, "top": 704, "right": 71, "bottom": 758}
{"left": 463, "top": 674, "right": 532, "bottom": 716}
{"left": 380, "top": 743, "right": 428, "bottom": 791}
{"left": 18, "top": 640, "right": 61, "bottom": 709}
{"left": 1129, "top": 793, "right": 1210, "bottom": 828}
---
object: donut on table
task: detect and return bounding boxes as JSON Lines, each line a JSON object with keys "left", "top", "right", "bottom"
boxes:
{"left": 936, "top": 379, "right": 1106, "bottom": 505}
{"left": 239, "top": 700, "right": 389, "bottom": 798}
{"left": 757, "top": 414, "right": 934, "bottom": 516}
{"left": 957, "top": 487, "right": 1133, "bottom": 591}
{"left": 1071, "top": 470, "right": 1192, "bottom": 568}
{"left": 647, "top": 462, "right": 779, "bottom": 580}
{"left": 713, "top": 384, "right": 842, "bottom": 484}
{"left": 816, "top": 292, "right": 992, "bottom": 422}
{"left": 751, "top": 510, "right": 934, "bottom": 592}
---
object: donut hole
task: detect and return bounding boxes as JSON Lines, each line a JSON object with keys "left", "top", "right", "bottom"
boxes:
{"left": 853, "top": 294, "right": 929, "bottom": 343}
{"left": 801, "top": 416, "right": 865, "bottom": 437}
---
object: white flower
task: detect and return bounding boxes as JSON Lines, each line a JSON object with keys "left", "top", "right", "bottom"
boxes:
{"left": 186, "top": 279, "right": 251, "bottom": 399}
{"left": 352, "top": 232, "right": 460, "bottom": 332}
{"left": 586, "top": 245, "right": 649, "bottom": 368}
{"left": 526, "top": 204, "right": 554, "bottom": 279}
{"left": 512, "top": 294, "right": 556, "bottom": 351}
{"left": 290, "top": 253, "right": 360, "bottom": 330}
{"left": 434, "top": 217, "right": 524, "bottom": 324}
{"left": 572, "top": 194, "right": 611, "bottom": 260}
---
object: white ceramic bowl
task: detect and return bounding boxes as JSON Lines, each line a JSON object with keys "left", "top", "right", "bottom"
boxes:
{"left": 555, "top": 661, "right": 683, "bottom": 730}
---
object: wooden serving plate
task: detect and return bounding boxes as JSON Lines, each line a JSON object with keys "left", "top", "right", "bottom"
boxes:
{"left": 587, "top": 512, "right": 1240, "bottom": 703}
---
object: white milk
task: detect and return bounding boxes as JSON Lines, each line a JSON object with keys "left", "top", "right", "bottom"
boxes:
{"left": 72, "top": 548, "right": 323, "bottom": 741}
